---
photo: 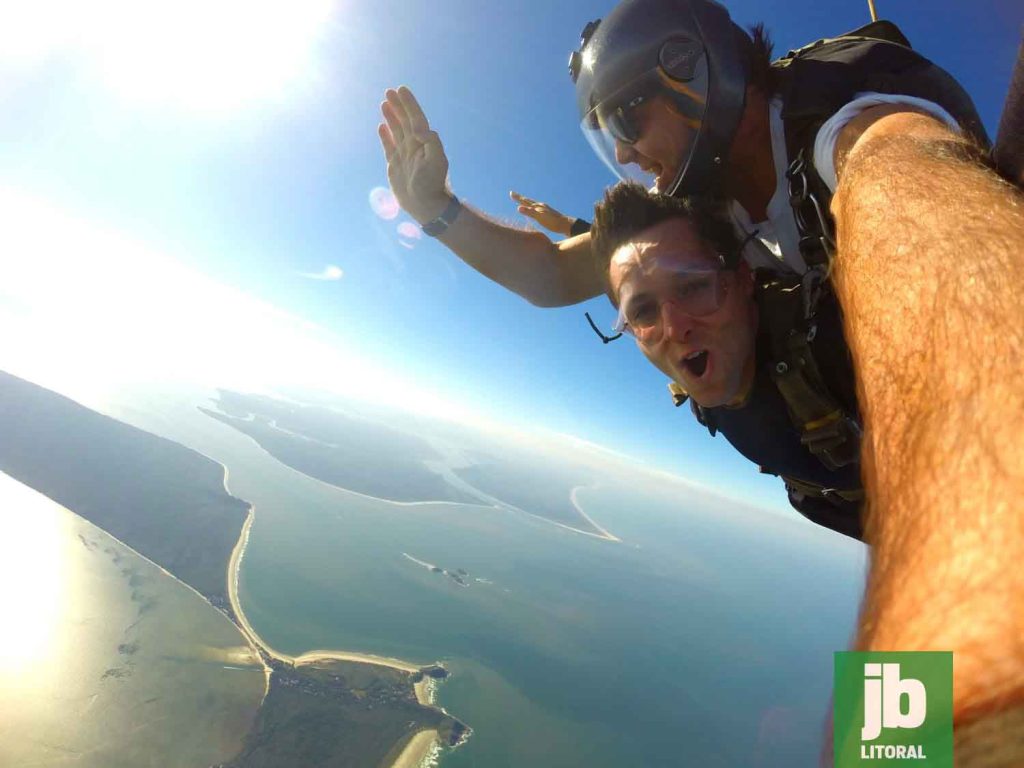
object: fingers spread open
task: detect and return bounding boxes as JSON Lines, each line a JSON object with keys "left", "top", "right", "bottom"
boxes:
{"left": 386, "top": 88, "right": 415, "bottom": 136}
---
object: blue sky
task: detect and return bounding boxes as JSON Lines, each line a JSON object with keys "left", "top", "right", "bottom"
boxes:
{"left": 0, "top": 0, "right": 1019, "bottom": 510}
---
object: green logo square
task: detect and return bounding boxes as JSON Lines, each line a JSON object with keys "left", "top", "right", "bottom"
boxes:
{"left": 834, "top": 651, "right": 952, "bottom": 767}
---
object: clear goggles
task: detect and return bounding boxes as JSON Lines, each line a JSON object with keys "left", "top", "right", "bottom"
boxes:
{"left": 580, "top": 66, "right": 707, "bottom": 193}
{"left": 613, "top": 263, "right": 728, "bottom": 341}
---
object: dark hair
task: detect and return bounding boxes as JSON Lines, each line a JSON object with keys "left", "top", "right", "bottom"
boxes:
{"left": 737, "top": 22, "right": 776, "bottom": 95}
{"left": 590, "top": 182, "right": 742, "bottom": 297}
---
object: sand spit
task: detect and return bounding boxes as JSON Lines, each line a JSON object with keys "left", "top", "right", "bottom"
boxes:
{"left": 569, "top": 485, "right": 621, "bottom": 542}
{"left": 220, "top": 469, "right": 461, "bottom": 767}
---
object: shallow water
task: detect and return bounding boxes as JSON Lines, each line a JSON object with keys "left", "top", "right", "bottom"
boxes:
{"left": 0, "top": 473, "right": 264, "bottom": 768}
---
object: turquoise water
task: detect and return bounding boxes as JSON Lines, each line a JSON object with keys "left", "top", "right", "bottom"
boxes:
{"left": 110, "top": 385, "right": 868, "bottom": 767}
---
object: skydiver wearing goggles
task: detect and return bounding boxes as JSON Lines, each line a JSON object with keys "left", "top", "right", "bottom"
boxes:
{"left": 591, "top": 182, "right": 863, "bottom": 539}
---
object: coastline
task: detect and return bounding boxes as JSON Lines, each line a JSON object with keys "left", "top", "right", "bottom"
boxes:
{"left": 219, "top": 462, "right": 456, "bottom": 767}
{"left": 208, "top": 407, "right": 618, "bottom": 542}
{"left": 225, "top": 505, "right": 272, "bottom": 698}
{"left": 292, "top": 649, "right": 422, "bottom": 674}
{"left": 212, "top": 418, "right": 487, "bottom": 509}
{"left": 225, "top": 503, "right": 440, "bottom": 680}
{"left": 569, "top": 485, "right": 622, "bottom": 542}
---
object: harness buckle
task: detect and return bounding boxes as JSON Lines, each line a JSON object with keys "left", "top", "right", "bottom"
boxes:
{"left": 800, "top": 264, "right": 828, "bottom": 321}
{"left": 800, "top": 414, "right": 862, "bottom": 470}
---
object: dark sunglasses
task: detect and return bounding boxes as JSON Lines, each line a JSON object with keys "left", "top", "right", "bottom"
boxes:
{"left": 603, "top": 94, "right": 648, "bottom": 145}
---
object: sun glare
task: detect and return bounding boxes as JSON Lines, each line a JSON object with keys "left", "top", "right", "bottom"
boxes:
{"left": 0, "top": 187, "right": 485, "bottom": 426}
{"left": 0, "top": 476, "right": 67, "bottom": 684}
{"left": 0, "top": 0, "right": 336, "bottom": 115}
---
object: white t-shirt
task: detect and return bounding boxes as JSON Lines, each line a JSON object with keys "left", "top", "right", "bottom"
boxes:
{"left": 731, "top": 94, "right": 960, "bottom": 275}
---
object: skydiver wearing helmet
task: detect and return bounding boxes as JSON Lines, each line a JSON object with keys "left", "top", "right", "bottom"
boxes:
{"left": 380, "top": 0, "right": 1024, "bottom": 751}
{"left": 379, "top": 1, "right": 988, "bottom": 293}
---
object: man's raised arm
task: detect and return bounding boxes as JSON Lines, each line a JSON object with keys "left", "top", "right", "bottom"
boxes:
{"left": 379, "top": 86, "right": 602, "bottom": 307}
{"left": 831, "top": 109, "right": 1024, "bottom": 732}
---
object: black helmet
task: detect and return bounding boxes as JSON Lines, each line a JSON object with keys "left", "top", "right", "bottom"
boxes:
{"left": 570, "top": 0, "right": 749, "bottom": 196}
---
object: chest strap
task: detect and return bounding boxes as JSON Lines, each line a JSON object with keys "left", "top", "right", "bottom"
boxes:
{"left": 783, "top": 474, "right": 865, "bottom": 503}
{"left": 759, "top": 276, "right": 862, "bottom": 471}
{"left": 669, "top": 280, "right": 861, "bottom": 472}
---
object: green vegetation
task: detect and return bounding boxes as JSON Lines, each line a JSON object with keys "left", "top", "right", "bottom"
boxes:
{"left": 0, "top": 371, "right": 246, "bottom": 600}
{"left": 226, "top": 660, "right": 463, "bottom": 767}
{"left": 202, "top": 390, "right": 480, "bottom": 504}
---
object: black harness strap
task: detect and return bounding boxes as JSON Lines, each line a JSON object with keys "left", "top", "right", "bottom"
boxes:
{"left": 786, "top": 148, "right": 836, "bottom": 270}
{"left": 774, "top": 19, "right": 990, "bottom": 274}
{"left": 758, "top": 275, "right": 861, "bottom": 471}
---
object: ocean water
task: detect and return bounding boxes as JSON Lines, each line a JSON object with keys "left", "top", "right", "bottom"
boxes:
{"left": 108, "top": 384, "right": 868, "bottom": 767}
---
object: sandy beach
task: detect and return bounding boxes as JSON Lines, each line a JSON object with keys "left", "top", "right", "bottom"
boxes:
{"left": 390, "top": 729, "right": 440, "bottom": 768}
{"left": 570, "top": 485, "right": 621, "bottom": 542}
{"left": 292, "top": 649, "right": 422, "bottom": 673}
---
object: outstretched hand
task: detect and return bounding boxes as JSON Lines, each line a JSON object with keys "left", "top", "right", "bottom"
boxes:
{"left": 379, "top": 86, "right": 452, "bottom": 224}
{"left": 509, "top": 191, "right": 576, "bottom": 236}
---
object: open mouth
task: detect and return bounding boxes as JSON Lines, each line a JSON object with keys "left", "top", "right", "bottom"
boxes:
{"left": 682, "top": 350, "right": 709, "bottom": 378}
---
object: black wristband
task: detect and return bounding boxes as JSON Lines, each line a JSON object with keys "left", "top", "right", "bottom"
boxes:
{"left": 569, "top": 218, "right": 592, "bottom": 237}
{"left": 421, "top": 196, "right": 462, "bottom": 237}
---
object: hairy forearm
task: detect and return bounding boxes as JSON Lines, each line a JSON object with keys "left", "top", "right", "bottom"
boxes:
{"left": 436, "top": 203, "right": 601, "bottom": 307}
{"left": 832, "top": 131, "right": 1024, "bottom": 722}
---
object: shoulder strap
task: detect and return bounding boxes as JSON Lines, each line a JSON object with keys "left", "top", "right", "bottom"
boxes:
{"left": 667, "top": 382, "right": 720, "bottom": 437}
{"left": 772, "top": 21, "right": 990, "bottom": 272}
{"left": 758, "top": 275, "right": 861, "bottom": 470}
{"left": 668, "top": 276, "right": 860, "bottom": 469}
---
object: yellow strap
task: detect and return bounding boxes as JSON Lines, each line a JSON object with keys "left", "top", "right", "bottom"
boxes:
{"left": 803, "top": 409, "right": 843, "bottom": 431}
{"left": 667, "top": 381, "right": 689, "bottom": 406}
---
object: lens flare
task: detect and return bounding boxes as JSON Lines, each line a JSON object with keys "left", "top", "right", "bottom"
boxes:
{"left": 397, "top": 221, "right": 422, "bottom": 249}
{"left": 397, "top": 221, "right": 422, "bottom": 240}
{"left": 369, "top": 187, "right": 400, "bottom": 220}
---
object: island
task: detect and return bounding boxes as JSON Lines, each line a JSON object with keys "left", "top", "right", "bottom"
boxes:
{"left": 200, "top": 389, "right": 480, "bottom": 504}
{"left": 203, "top": 389, "right": 619, "bottom": 541}
{"left": 403, "top": 552, "right": 471, "bottom": 587}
